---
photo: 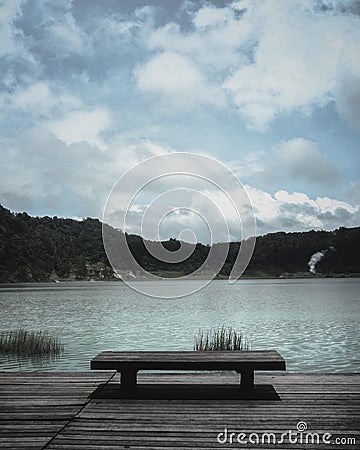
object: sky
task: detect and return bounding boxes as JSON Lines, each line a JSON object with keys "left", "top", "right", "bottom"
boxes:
{"left": 0, "top": 0, "right": 359, "bottom": 242}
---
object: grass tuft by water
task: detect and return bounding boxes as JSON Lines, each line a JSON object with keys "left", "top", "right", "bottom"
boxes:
{"left": 0, "top": 328, "right": 64, "bottom": 357}
{"left": 194, "top": 325, "right": 250, "bottom": 351}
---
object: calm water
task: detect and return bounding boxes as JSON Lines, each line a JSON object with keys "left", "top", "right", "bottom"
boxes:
{"left": 0, "top": 279, "right": 359, "bottom": 372}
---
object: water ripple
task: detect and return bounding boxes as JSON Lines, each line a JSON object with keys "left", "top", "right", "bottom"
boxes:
{"left": 0, "top": 279, "right": 359, "bottom": 372}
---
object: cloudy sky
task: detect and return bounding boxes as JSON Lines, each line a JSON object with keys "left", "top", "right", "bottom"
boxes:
{"left": 1, "top": 0, "right": 359, "bottom": 241}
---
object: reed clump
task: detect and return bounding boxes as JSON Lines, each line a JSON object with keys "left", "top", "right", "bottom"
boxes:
{"left": 194, "top": 325, "right": 250, "bottom": 351}
{"left": 0, "top": 328, "right": 64, "bottom": 356}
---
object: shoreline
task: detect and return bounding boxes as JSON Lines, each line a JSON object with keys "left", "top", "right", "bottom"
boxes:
{"left": 1, "top": 274, "right": 360, "bottom": 286}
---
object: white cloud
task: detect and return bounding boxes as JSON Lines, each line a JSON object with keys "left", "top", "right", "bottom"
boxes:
{"left": 142, "top": 0, "right": 360, "bottom": 128}
{"left": 316, "top": 195, "right": 358, "bottom": 215}
{"left": 0, "top": 125, "right": 184, "bottom": 219}
{"left": 0, "top": 127, "right": 116, "bottom": 216}
{"left": 25, "top": 0, "right": 91, "bottom": 58}
{"left": 193, "top": 5, "right": 234, "bottom": 29}
{"left": 228, "top": 138, "right": 339, "bottom": 188}
{"left": 246, "top": 185, "right": 360, "bottom": 235}
{"left": 222, "top": 0, "right": 360, "bottom": 129}
{"left": 147, "top": 13, "right": 253, "bottom": 71}
{"left": 245, "top": 186, "right": 280, "bottom": 224}
{"left": 50, "top": 12, "right": 89, "bottom": 55}
{"left": 47, "top": 109, "right": 112, "bottom": 150}
{"left": 9, "top": 82, "right": 82, "bottom": 117}
{"left": 336, "top": 72, "right": 360, "bottom": 130}
{"left": 274, "top": 190, "right": 317, "bottom": 206}
{"left": 0, "top": 0, "right": 23, "bottom": 56}
{"left": 12, "top": 82, "right": 54, "bottom": 113}
{"left": 225, "top": 153, "right": 266, "bottom": 185}
{"left": 3, "top": 0, "right": 359, "bottom": 129}
{"left": 135, "top": 51, "right": 225, "bottom": 109}
{"left": 274, "top": 138, "right": 338, "bottom": 183}
{"left": 136, "top": 51, "right": 202, "bottom": 92}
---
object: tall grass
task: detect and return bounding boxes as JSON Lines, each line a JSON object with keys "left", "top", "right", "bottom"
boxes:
{"left": 194, "top": 326, "right": 250, "bottom": 351}
{"left": 0, "top": 328, "right": 64, "bottom": 357}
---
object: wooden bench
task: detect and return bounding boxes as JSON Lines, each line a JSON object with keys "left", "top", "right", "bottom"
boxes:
{"left": 90, "top": 350, "right": 286, "bottom": 390}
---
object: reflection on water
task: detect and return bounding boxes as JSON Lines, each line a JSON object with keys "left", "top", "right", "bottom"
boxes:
{"left": 0, "top": 278, "right": 359, "bottom": 372}
{"left": 0, "top": 353, "right": 64, "bottom": 371}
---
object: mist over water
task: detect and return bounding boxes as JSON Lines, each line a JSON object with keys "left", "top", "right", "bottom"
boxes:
{"left": 0, "top": 278, "right": 359, "bottom": 372}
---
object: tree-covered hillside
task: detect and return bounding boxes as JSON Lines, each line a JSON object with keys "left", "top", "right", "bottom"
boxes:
{"left": 0, "top": 204, "right": 359, "bottom": 282}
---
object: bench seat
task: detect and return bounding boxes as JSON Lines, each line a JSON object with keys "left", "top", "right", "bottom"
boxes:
{"left": 91, "top": 350, "right": 286, "bottom": 389}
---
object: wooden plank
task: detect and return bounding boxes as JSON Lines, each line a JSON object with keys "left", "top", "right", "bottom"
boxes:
{"left": 91, "top": 350, "right": 285, "bottom": 363}
{"left": 0, "top": 372, "right": 115, "bottom": 450}
{"left": 91, "top": 351, "right": 286, "bottom": 374}
{"left": 0, "top": 372, "right": 359, "bottom": 449}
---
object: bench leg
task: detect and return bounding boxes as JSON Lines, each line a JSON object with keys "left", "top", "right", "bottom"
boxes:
{"left": 121, "top": 369, "right": 138, "bottom": 389}
{"left": 240, "top": 370, "right": 254, "bottom": 389}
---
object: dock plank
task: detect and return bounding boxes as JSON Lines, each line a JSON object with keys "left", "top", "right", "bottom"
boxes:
{"left": 0, "top": 372, "right": 114, "bottom": 450}
{"left": 0, "top": 372, "right": 358, "bottom": 449}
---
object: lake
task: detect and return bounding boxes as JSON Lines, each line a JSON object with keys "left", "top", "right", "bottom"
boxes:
{"left": 0, "top": 278, "right": 359, "bottom": 372}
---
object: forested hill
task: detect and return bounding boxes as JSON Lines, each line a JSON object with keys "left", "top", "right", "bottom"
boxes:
{"left": 0, "top": 204, "right": 359, "bottom": 283}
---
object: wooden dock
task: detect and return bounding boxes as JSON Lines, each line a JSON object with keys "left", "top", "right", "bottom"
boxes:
{"left": 0, "top": 371, "right": 359, "bottom": 449}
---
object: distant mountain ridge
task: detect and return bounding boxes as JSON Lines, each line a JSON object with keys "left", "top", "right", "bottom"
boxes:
{"left": 0, "top": 204, "right": 359, "bottom": 283}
